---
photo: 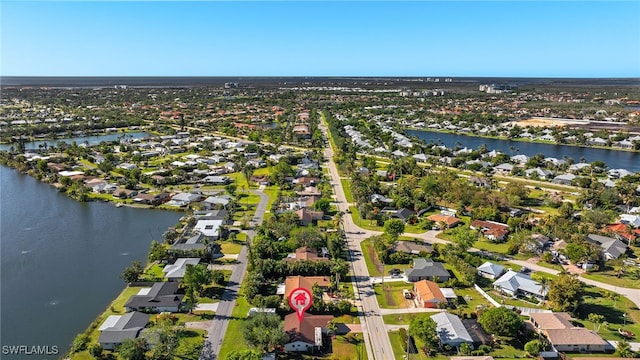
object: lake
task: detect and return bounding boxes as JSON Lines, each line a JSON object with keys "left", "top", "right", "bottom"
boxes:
{"left": 0, "top": 166, "right": 181, "bottom": 359}
{"left": 0, "top": 131, "right": 151, "bottom": 151}
{"left": 407, "top": 129, "right": 640, "bottom": 172}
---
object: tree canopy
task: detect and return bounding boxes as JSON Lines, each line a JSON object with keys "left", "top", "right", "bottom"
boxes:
{"left": 478, "top": 307, "right": 523, "bottom": 337}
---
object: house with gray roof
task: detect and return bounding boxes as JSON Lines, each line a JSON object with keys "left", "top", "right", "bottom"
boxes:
{"left": 124, "top": 282, "right": 183, "bottom": 313}
{"left": 162, "top": 258, "right": 201, "bottom": 281}
{"left": 98, "top": 311, "right": 149, "bottom": 350}
{"left": 202, "top": 195, "right": 232, "bottom": 209}
{"left": 430, "top": 312, "right": 474, "bottom": 349}
{"left": 477, "top": 262, "right": 505, "bottom": 280}
{"left": 493, "top": 270, "right": 547, "bottom": 300}
{"left": 586, "top": 234, "right": 628, "bottom": 260}
{"left": 406, "top": 258, "right": 451, "bottom": 282}
{"left": 552, "top": 173, "right": 576, "bottom": 185}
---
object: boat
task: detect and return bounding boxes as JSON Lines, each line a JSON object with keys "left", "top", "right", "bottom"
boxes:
{"left": 116, "top": 203, "right": 124, "bottom": 208}
{"left": 619, "top": 328, "right": 635, "bottom": 338}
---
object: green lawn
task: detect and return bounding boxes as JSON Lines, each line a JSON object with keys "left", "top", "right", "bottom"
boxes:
{"left": 575, "top": 287, "right": 640, "bottom": 341}
{"left": 334, "top": 314, "right": 361, "bottom": 324}
{"left": 360, "top": 238, "right": 413, "bottom": 277}
{"left": 330, "top": 334, "right": 368, "bottom": 360}
{"left": 383, "top": 313, "right": 424, "bottom": 325}
{"left": 341, "top": 178, "right": 354, "bottom": 203}
{"left": 454, "top": 287, "right": 495, "bottom": 314}
{"left": 252, "top": 166, "right": 272, "bottom": 177}
{"left": 141, "top": 262, "right": 165, "bottom": 281}
{"left": 581, "top": 271, "right": 640, "bottom": 289}
{"left": 360, "top": 238, "right": 382, "bottom": 276}
{"left": 388, "top": 330, "right": 410, "bottom": 360}
{"left": 217, "top": 296, "right": 252, "bottom": 359}
{"left": 373, "top": 281, "right": 414, "bottom": 309}
{"left": 220, "top": 242, "right": 242, "bottom": 255}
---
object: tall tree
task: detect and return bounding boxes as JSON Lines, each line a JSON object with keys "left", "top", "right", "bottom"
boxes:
{"left": 383, "top": 219, "right": 405, "bottom": 243}
{"left": 478, "top": 307, "right": 523, "bottom": 337}
{"left": 547, "top": 273, "right": 584, "bottom": 313}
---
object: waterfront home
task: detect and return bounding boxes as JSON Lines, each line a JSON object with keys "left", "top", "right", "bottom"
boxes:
{"left": 406, "top": 258, "right": 451, "bottom": 282}
{"left": 493, "top": 270, "right": 547, "bottom": 300}
{"left": 98, "top": 311, "right": 149, "bottom": 350}
{"left": 568, "top": 163, "right": 590, "bottom": 173}
{"left": 284, "top": 313, "right": 333, "bottom": 352}
{"left": 170, "top": 232, "right": 220, "bottom": 256}
{"left": 430, "top": 312, "right": 474, "bottom": 349}
{"left": 124, "top": 282, "right": 183, "bottom": 313}
{"left": 529, "top": 312, "right": 608, "bottom": 352}
{"left": 414, "top": 280, "right": 446, "bottom": 308}
{"left": 608, "top": 168, "right": 633, "bottom": 179}
{"left": 477, "top": 261, "right": 505, "bottom": 280}
{"left": 586, "top": 234, "right": 628, "bottom": 260}
{"left": 193, "top": 218, "right": 224, "bottom": 239}
{"left": 133, "top": 192, "right": 170, "bottom": 206}
{"left": 113, "top": 188, "right": 138, "bottom": 199}
{"left": 166, "top": 192, "right": 203, "bottom": 207}
{"left": 162, "top": 258, "right": 201, "bottom": 281}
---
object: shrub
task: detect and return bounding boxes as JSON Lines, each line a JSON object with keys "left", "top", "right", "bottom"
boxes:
{"left": 71, "top": 333, "right": 90, "bottom": 353}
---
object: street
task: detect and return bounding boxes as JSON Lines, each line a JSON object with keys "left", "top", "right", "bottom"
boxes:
{"left": 200, "top": 189, "right": 269, "bottom": 360}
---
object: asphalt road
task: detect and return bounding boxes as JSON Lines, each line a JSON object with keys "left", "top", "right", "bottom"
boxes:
{"left": 320, "top": 120, "right": 395, "bottom": 360}
{"left": 200, "top": 189, "right": 269, "bottom": 360}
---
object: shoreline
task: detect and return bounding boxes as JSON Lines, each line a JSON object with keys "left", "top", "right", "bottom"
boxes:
{"left": 405, "top": 127, "right": 640, "bottom": 154}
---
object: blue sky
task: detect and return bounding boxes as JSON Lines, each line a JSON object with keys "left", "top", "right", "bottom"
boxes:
{"left": 2, "top": 1, "right": 639, "bottom": 77}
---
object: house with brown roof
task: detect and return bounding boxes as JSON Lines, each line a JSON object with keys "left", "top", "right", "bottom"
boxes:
{"left": 470, "top": 220, "right": 509, "bottom": 241}
{"left": 296, "top": 208, "right": 324, "bottom": 226}
{"left": 529, "top": 312, "right": 609, "bottom": 352}
{"left": 414, "top": 280, "right": 446, "bottom": 308}
{"left": 284, "top": 313, "right": 334, "bottom": 352}
{"left": 284, "top": 276, "right": 331, "bottom": 299}
{"left": 427, "top": 214, "right": 462, "bottom": 229}
{"left": 286, "top": 247, "right": 329, "bottom": 262}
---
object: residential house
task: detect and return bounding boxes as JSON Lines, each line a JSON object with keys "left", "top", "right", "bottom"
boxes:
{"left": 284, "top": 275, "right": 331, "bottom": 299}
{"left": 430, "top": 312, "right": 474, "bottom": 349}
{"left": 383, "top": 208, "right": 414, "bottom": 222}
{"left": 193, "top": 218, "right": 224, "bottom": 239}
{"left": 427, "top": 214, "right": 461, "bottom": 229}
{"left": 167, "top": 192, "right": 202, "bottom": 207}
{"left": 477, "top": 262, "right": 505, "bottom": 280}
{"left": 620, "top": 214, "right": 640, "bottom": 228}
{"left": 113, "top": 188, "right": 138, "bottom": 199}
{"left": 494, "top": 163, "right": 514, "bottom": 175}
{"left": 201, "top": 175, "right": 231, "bottom": 185}
{"left": 133, "top": 192, "right": 170, "bottom": 206}
{"left": 286, "top": 247, "right": 329, "bottom": 262}
{"left": 296, "top": 208, "right": 324, "bottom": 226}
{"left": 296, "top": 186, "right": 322, "bottom": 197}
{"left": 98, "top": 311, "right": 149, "bottom": 350}
{"left": 370, "top": 193, "right": 393, "bottom": 205}
{"left": 414, "top": 280, "right": 446, "bottom": 308}
{"left": 469, "top": 176, "right": 491, "bottom": 189}
{"left": 124, "top": 282, "right": 183, "bottom": 313}
{"left": 162, "top": 258, "right": 201, "bottom": 282}
{"left": 392, "top": 241, "right": 433, "bottom": 255}
{"left": 552, "top": 174, "right": 576, "bottom": 185}
{"left": 605, "top": 223, "right": 640, "bottom": 244}
{"left": 493, "top": 270, "right": 547, "bottom": 300}
{"left": 170, "top": 232, "right": 219, "bottom": 255}
{"left": 525, "top": 168, "right": 554, "bottom": 180}
{"left": 284, "top": 313, "right": 334, "bottom": 352}
{"left": 406, "top": 258, "right": 451, "bottom": 282}
{"left": 529, "top": 312, "right": 608, "bottom": 352}
{"left": 586, "top": 234, "right": 628, "bottom": 260}
{"left": 470, "top": 220, "right": 509, "bottom": 241}
{"left": 568, "top": 163, "right": 590, "bottom": 173}
{"left": 202, "top": 195, "right": 232, "bottom": 209}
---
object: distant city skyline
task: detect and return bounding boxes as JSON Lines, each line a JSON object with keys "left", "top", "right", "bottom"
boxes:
{"left": 2, "top": 1, "right": 639, "bottom": 77}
